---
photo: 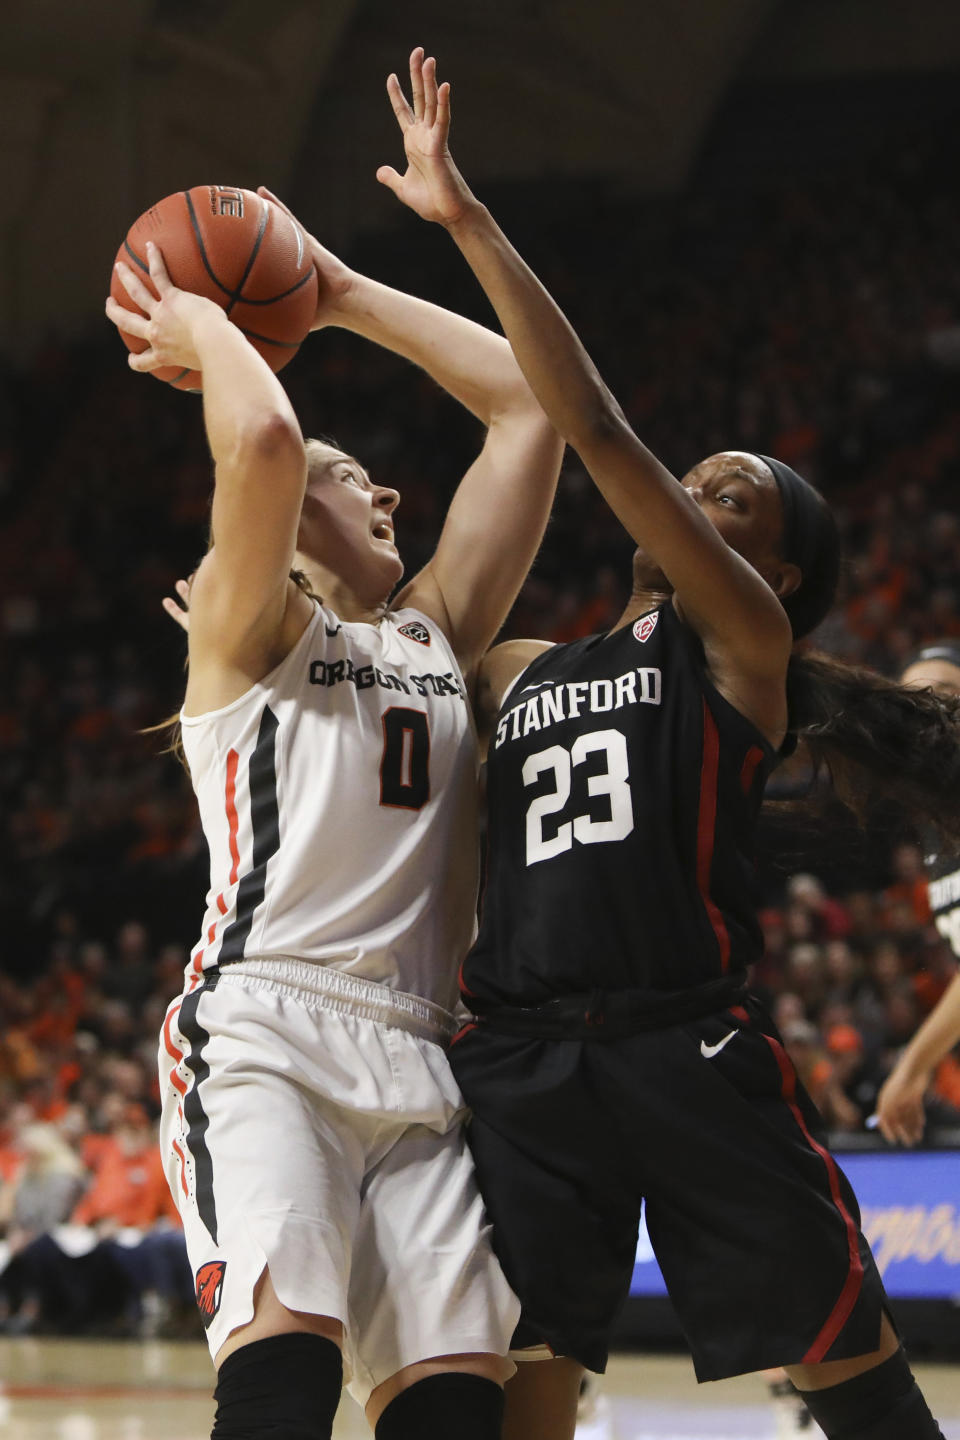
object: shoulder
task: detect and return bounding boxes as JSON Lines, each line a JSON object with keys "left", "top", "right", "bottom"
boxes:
{"left": 669, "top": 599, "right": 789, "bottom": 752}
{"left": 475, "top": 639, "right": 555, "bottom": 750}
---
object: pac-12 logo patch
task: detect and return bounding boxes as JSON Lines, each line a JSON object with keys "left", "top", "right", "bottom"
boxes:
{"left": 399, "top": 620, "right": 431, "bottom": 646}
{"left": 195, "top": 1260, "right": 226, "bottom": 1327}
{"left": 633, "top": 613, "right": 659, "bottom": 644}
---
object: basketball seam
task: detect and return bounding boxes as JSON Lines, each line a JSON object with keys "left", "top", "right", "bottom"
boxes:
{"left": 183, "top": 191, "right": 238, "bottom": 302}
{"left": 237, "top": 327, "right": 301, "bottom": 349}
{"left": 233, "top": 266, "right": 315, "bottom": 306}
{"left": 123, "top": 240, "right": 149, "bottom": 275}
{"left": 181, "top": 189, "right": 310, "bottom": 310}
{"left": 224, "top": 198, "right": 269, "bottom": 317}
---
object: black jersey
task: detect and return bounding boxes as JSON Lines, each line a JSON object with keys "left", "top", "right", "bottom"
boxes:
{"left": 924, "top": 845, "right": 960, "bottom": 958}
{"left": 462, "top": 603, "right": 776, "bottom": 1009}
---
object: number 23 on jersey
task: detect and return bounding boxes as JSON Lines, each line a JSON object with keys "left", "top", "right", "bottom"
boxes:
{"left": 523, "top": 728, "right": 634, "bottom": 865}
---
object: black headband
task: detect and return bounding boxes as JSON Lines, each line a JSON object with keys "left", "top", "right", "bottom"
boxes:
{"left": 755, "top": 454, "right": 840, "bottom": 639}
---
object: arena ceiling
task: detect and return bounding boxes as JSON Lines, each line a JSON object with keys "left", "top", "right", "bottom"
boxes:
{"left": 2, "top": 0, "right": 960, "bottom": 354}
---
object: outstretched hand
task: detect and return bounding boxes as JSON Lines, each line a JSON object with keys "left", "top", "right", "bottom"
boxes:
{"left": 377, "top": 48, "right": 474, "bottom": 226}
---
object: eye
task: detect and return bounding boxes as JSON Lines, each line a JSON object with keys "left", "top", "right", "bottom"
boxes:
{"left": 718, "top": 492, "right": 741, "bottom": 508}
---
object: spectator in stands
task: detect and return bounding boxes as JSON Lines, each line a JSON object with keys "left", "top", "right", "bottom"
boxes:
{"left": 0, "top": 1104, "right": 185, "bottom": 1336}
{"left": 0, "top": 1122, "right": 85, "bottom": 1251}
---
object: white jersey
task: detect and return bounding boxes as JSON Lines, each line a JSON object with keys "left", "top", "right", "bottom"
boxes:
{"left": 180, "top": 603, "right": 479, "bottom": 1009}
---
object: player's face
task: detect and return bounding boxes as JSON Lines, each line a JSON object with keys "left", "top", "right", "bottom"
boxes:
{"left": 631, "top": 451, "right": 794, "bottom": 600}
{"left": 900, "top": 658, "right": 960, "bottom": 698}
{"left": 298, "top": 443, "right": 403, "bottom": 598}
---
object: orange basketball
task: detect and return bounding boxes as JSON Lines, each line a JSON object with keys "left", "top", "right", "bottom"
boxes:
{"left": 110, "top": 185, "right": 318, "bottom": 391}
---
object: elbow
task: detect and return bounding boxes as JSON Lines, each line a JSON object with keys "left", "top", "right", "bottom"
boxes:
{"left": 241, "top": 410, "right": 304, "bottom": 464}
{"left": 568, "top": 392, "right": 632, "bottom": 459}
{"left": 227, "top": 410, "right": 306, "bottom": 486}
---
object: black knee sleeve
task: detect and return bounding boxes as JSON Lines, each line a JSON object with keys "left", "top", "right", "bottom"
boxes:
{"left": 374, "top": 1373, "right": 504, "bottom": 1440}
{"left": 212, "top": 1333, "right": 342, "bottom": 1440}
{"left": 797, "top": 1349, "right": 944, "bottom": 1440}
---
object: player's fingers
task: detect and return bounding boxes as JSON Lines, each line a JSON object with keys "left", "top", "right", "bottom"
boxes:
{"left": 127, "top": 349, "right": 162, "bottom": 373}
{"left": 162, "top": 596, "right": 190, "bottom": 631}
{"left": 422, "top": 54, "right": 438, "bottom": 128}
{"left": 386, "top": 72, "right": 412, "bottom": 130}
{"left": 105, "top": 296, "right": 149, "bottom": 338}
{"left": 174, "top": 577, "right": 191, "bottom": 604}
{"left": 436, "top": 79, "right": 452, "bottom": 142}
{"left": 375, "top": 165, "right": 404, "bottom": 196}
{"left": 113, "top": 259, "right": 156, "bottom": 313}
{"left": 146, "top": 240, "right": 173, "bottom": 293}
{"left": 258, "top": 186, "right": 293, "bottom": 219}
{"left": 409, "top": 46, "right": 425, "bottom": 118}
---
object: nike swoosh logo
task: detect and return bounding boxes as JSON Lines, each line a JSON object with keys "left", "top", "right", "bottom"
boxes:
{"left": 325, "top": 625, "right": 342, "bottom": 638}
{"left": 700, "top": 1029, "right": 737, "bottom": 1060}
{"left": 520, "top": 681, "right": 552, "bottom": 693}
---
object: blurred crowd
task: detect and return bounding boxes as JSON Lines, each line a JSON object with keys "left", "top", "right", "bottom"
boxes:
{"left": 1, "top": 131, "right": 960, "bottom": 1333}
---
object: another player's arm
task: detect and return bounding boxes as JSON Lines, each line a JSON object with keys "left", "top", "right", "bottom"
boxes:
{"left": 106, "top": 244, "right": 311, "bottom": 692}
{"left": 876, "top": 971, "right": 960, "bottom": 1146}
{"left": 378, "top": 51, "right": 791, "bottom": 683}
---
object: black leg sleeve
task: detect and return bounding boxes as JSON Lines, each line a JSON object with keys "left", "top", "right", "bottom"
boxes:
{"left": 211, "top": 1333, "right": 342, "bottom": 1440}
{"left": 797, "top": 1349, "right": 944, "bottom": 1440}
{"left": 375, "top": 1373, "right": 505, "bottom": 1440}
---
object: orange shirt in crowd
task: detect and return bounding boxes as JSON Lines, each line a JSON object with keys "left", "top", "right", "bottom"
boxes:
{"left": 71, "top": 1135, "right": 176, "bottom": 1229}
{"left": 933, "top": 1054, "right": 960, "bottom": 1112}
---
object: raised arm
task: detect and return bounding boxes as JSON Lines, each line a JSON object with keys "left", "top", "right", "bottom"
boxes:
{"left": 256, "top": 186, "right": 563, "bottom": 676}
{"left": 377, "top": 50, "right": 791, "bottom": 682}
{"left": 106, "top": 243, "right": 311, "bottom": 708}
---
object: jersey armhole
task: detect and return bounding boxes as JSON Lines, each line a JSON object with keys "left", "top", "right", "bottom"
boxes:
{"left": 666, "top": 606, "right": 778, "bottom": 767}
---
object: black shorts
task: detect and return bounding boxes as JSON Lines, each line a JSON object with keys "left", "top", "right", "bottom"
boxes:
{"left": 449, "top": 994, "right": 890, "bottom": 1378}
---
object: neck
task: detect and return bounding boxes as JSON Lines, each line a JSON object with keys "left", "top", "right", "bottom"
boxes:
{"left": 610, "top": 584, "right": 673, "bottom": 634}
{"left": 295, "top": 556, "right": 389, "bottom": 626}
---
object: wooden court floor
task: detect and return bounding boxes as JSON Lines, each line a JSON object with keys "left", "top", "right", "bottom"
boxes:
{"left": 1, "top": 1337, "right": 959, "bottom": 1438}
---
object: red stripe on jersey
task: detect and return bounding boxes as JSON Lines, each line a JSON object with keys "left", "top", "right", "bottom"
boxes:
{"left": 225, "top": 748, "right": 240, "bottom": 883}
{"left": 696, "top": 700, "right": 731, "bottom": 972}
{"left": 763, "top": 1031, "right": 863, "bottom": 1361}
{"left": 189, "top": 748, "right": 242, "bottom": 983}
{"left": 740, "top": 745, "right": 765, "bottom": 796}
{"left": 162, "top": 1006, "right": 187, "bottom": 1098}
{"left": 449, "top": 1021, "right": 478, "bottom": 1047}
{"left": 171, "top": 1138, "right": 189, "bottom": 1198}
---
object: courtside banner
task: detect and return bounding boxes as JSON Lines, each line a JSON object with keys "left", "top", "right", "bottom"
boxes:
{"left": 630, "top": 1150, "right": 960, "bottom": 1298}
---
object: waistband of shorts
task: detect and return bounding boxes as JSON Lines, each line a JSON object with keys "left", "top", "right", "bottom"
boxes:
{"left": 468, "top": 973, "right": 748, "bottom": 1039}
{"left": 215, "top": 955, "right": 457, "bottom": 1043}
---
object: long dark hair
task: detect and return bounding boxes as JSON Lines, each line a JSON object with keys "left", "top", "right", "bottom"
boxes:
{"left": 785, "top": 650, "right": 960, "bottom": 850}
{"left": 743, "top": 457, "right": 960, "bottom": 849}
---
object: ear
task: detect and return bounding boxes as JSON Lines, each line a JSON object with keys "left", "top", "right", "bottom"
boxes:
{"left": 770, "top": 561, "right": 802, "bottom": 601}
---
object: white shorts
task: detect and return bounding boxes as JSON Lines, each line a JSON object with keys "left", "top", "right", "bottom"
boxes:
{"left": 158, "top": 957, "right": 519, "bottom": 1407}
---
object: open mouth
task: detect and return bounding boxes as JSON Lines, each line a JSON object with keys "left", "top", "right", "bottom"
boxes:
{"left": 372, "top": 523, "right": 394, "bottom": 543}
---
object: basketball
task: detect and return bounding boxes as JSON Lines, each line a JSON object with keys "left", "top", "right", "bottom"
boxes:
{"left": 110, "top": 185, "right": 318, "bottom": 391}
